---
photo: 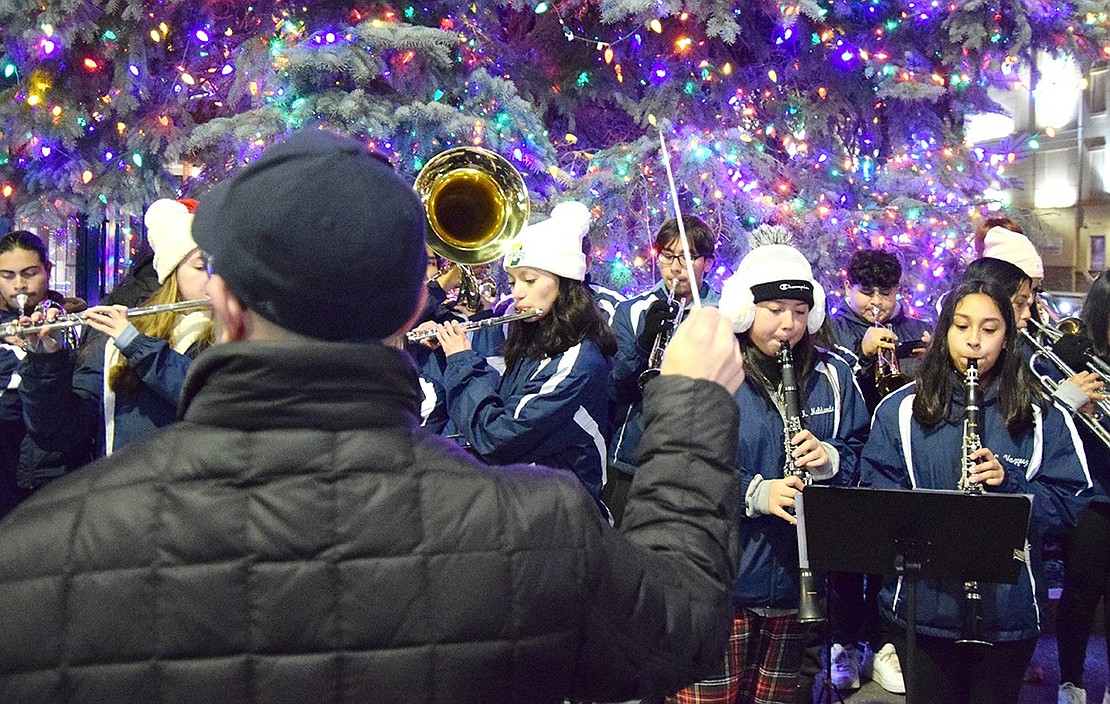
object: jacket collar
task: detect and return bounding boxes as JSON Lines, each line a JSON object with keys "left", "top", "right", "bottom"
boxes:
{"left": 180, "top": 340, "right": 422, "bottom": 431}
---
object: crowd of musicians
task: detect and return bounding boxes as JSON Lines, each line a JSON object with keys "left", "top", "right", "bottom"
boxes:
{"left": 2, "top": 181, "right": 1109, "bottom": 704}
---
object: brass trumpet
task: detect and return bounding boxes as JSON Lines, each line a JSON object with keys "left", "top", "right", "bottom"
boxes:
{"left": 873, "top": 305, "right": 910, "bottom": 397}
{"left": 1, "top": 299, "right": 212, "bottom": 338}
{"left": 1023, "top": 318, "right": 1110, "bottom": 449}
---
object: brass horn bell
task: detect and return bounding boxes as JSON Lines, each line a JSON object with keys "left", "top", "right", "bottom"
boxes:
{"left": 414, "top": 146, "right": 530, "bottom": 266}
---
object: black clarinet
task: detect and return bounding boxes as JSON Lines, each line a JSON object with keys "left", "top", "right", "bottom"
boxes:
{"left": 956, "top": 359, "right": 991, "bottom": 645}
{"left": 780, "top": 344, "right": 825, "bottom": 624}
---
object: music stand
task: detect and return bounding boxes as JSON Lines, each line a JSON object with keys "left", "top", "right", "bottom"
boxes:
{"left": 796, "top": 485, "right": 1031, "bottom": 704}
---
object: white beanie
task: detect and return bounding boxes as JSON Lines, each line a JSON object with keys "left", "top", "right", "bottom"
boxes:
{"left": 982, "top": 226, "right": 1043, "bottom": 280}
{"left": 718, "top": 244, "right": 826, "bottom": 334}
{"left": 502, "top": 201, "right": 589, "bottom": 281}
{"left": 145, "top": 198, "right": 199, "bottom": 284}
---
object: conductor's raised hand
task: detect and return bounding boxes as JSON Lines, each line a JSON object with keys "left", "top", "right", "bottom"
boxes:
{"left": 660, "top": 307, "right": 744, "bottom": 394}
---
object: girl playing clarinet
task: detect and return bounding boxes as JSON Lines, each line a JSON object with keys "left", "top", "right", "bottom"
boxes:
{"left": 860, "top": 279, "right": 1090, "bottom": 704}
{"left": 670, "top": 241, "right": 869, "bottom": 704}
{"left": 431, "top": 202, "right": 616, "bottom": 513}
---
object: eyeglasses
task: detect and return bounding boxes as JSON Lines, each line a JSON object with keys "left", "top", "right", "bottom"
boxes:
{"left": 658, "top": 251, "right": 705, "bottom": 266}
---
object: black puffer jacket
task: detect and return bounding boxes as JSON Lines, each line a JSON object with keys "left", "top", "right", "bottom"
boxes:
{"left": 0, "top": 340, "right": 740, "bottom": 704}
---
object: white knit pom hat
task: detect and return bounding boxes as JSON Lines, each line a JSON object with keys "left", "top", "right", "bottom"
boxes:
{"left": 502, "top": 201, "right": 590, "bottom": 281}
{"left": 145, "top": 198, "right": 199, "bottom": 284}
{"left": 982, "top": 226, "right": 1044, "bottom": 280}
{"left": 718, "top": 244, "right": 826, "bottom": 334}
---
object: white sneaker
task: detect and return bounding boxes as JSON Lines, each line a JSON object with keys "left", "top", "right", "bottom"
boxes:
{"left": 871, "top": 643, "right": 906, "bottom": 695}
{"left": 1058, "top": 682, "right": 1087, "bottom": 704}
{"left": 829, "top": 643, "right": 861, "bottom": 690}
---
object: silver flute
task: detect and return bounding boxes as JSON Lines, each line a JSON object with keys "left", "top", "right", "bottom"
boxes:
{"left": 2, "top": 299, "right": 211, "bottom": 338}
{"left": 405, "top": 308, "right": 543, "bottom": 342}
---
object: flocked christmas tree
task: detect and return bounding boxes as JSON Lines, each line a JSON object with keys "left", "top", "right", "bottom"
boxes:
{"left": 0, "top": 0, "right": 1107, "bottom": 311}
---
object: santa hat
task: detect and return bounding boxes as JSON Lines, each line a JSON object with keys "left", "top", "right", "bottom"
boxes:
{"left": 502, "top": 201, "right": 590, "bottom": 281}
{"left": 982, "top": 226, "right": 1043, "bottom": 280}
{"left": 145, "top": 198, "right": 199, "bottom": 284}
{"left": 718, "top": 244, "right": 826, "bottom": 334}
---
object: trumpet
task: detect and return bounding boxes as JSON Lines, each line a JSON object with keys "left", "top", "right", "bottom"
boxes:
{"left": 1, "top": 299, "right": 212, "bottom": 338}
{"left": 405, "top": 308, "right": 543, "bottom": 343}
{"left": 872, "top": 305, "right": 910, "bottom": 398}
{"left": 1022, "top": 318, "right": 1110, "bottom": 449}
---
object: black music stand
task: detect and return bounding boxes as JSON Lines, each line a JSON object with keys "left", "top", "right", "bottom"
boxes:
{"left": 796, "top": 485, "right": 1031, "bottom": 704}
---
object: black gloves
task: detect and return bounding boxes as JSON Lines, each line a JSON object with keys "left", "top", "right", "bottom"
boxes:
{"left": 637, "top": 298, "right": 681, "bottom": 351}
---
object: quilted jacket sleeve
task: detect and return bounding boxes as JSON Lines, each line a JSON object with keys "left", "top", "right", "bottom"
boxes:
{"left": 570, "top": 375, "right": 741, "bottom": 700}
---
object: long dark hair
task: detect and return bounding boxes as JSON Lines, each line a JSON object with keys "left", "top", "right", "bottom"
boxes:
{"left": 962, "top": 257, "right": 1031, "bottom": 298}
{"left": 502, "top": 277, "right": 617, "bottom": 370}
{"left": 1081, "top": 269, "right": 1110, "bottom": 361}
{"left": 739, "top": 329, "right": 818, "bottom": 410}
{"left": 913, "top": 280, "right": 1036, "bottom": 436}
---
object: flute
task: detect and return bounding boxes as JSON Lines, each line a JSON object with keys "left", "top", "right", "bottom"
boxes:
{"left": 405, "top": 308, "right": 543, "bottom": 342}
{"left": 1, "top": 299, "right": 211, "bottom": 338}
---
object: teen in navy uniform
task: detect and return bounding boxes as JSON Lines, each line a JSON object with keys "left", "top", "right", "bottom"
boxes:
{"left": 432, "top": 202, "right": 616, "bottom": 512}
{"left": 0, "top": 231, "right": 86, "bottom": 517}
{"left": 670, "top": 243, "right": 869, "bottom": 704}
{"left": 860, "top": 279, "right": 1090, "bottom": 704}
{"left": 825, "top": 248, "right": 930, "bottom": 693}
{"left": 606, "top": 216, "right": 719, "bottom": 524}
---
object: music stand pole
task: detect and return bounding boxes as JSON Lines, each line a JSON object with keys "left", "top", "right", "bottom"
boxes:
{"left": 895, "top": 552, "right": 921, "bottom": 704}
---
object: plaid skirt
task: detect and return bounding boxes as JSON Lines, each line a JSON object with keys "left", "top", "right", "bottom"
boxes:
{"left": 666, "top": 607, "right": 806, "bottom": 704}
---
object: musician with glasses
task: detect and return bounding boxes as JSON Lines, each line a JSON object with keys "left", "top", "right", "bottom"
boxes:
{"left": 605, "top": 216, "right": 720, "bottom": 525}
{"left": 15, "top": 199, "right": 213, "bottom": 461}
{"left": 0, "top": 231, "right": 86, "bottom": 517}
{"left": 860, "top": 279, "right": 1090, "bottom": 704}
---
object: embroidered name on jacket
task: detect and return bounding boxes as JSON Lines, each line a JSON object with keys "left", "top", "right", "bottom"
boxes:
{"left": 805, "top": 404, "right": 835, "bottom": 418}
{"left": 1001, "top": 453, "right": 1030, "bottom": 468}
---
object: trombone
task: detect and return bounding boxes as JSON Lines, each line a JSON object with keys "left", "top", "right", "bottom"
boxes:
{"left": 1022, "top": 318, "right": 1110, "bottom": 449}
{"left": 1, "top": 299, "right": 212, "bottom": 339}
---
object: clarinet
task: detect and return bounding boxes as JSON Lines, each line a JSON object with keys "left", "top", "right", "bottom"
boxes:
{"left": 780, "top": 344, "right": 826, "bottom": 623}
{"left": 955, "top": 358, "right": 991, "bottom": 645}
